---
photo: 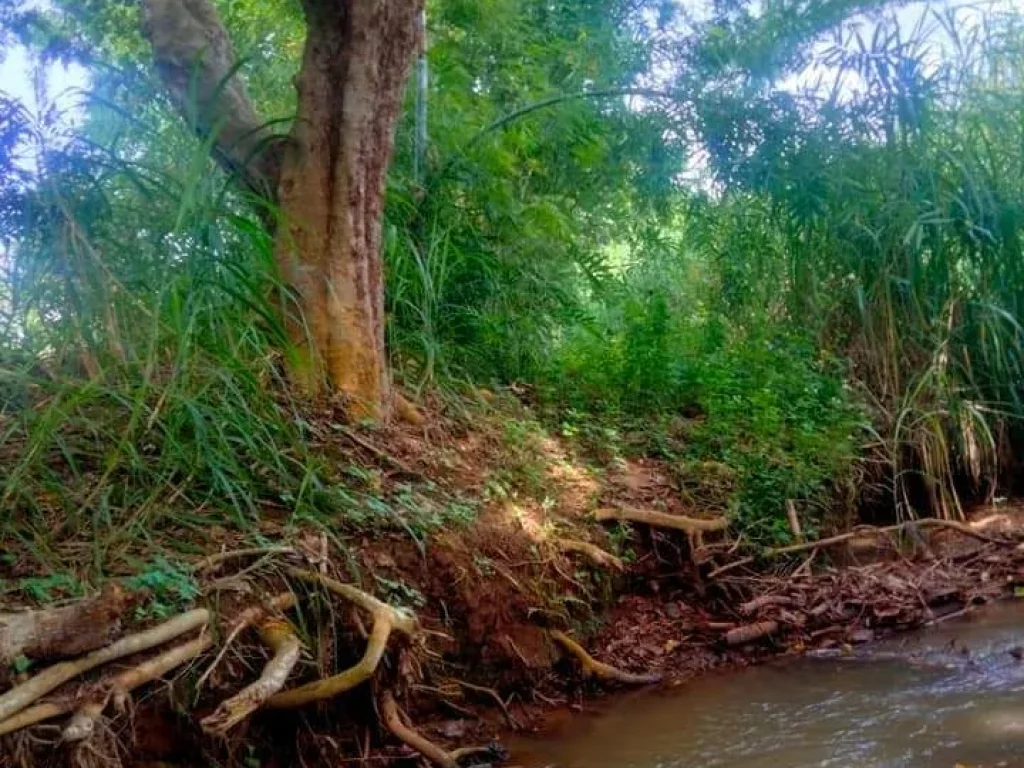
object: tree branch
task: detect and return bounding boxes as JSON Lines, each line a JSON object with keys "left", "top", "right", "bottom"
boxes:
{"left": 141, "top": 0, "right": 284, "bottom": 199}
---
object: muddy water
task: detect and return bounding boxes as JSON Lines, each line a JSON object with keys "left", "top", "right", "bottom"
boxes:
{"left": 513, "top": 601, "right": 1024, "bottom": 768}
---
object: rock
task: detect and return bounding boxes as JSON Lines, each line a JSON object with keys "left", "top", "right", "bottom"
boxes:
{"left": 848, "top": 628, "right": 875, "bottom": 645}
{"left": 1009, "top": 646, "right": 1023, "bottom": 660}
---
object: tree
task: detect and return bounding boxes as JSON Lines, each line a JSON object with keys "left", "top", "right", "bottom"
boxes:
{"left": 142, "top": 0, "right": 423, "bottom": 418}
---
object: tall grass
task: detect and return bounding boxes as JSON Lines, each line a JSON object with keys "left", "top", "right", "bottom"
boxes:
{"left": 0, "top": 90, "right": 326, "bottom": 567}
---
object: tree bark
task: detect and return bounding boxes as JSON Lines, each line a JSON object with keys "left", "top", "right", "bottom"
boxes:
{"left": 275, "top": 0, "right": 420, "bottom": 416}
{"left": 143, "top": 0, "right": 423, "bottom": 418}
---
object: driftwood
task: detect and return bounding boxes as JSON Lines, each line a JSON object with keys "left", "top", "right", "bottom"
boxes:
{"left": 0, "top": 585, "right": 134, "bottom": 669}
{"left": 550, "top": 630, "right": 661, "bottom": 685}
{"left": 0, "top": 608, "right": 210, "bottom": 724}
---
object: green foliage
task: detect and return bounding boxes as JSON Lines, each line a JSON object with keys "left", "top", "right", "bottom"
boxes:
{"left": 125, "top": 557, "right": 200, "bottom": 619}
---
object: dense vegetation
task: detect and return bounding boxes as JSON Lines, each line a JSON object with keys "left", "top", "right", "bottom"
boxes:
{"left": 3, "top": 0, "right": 1024, "bottom": 569}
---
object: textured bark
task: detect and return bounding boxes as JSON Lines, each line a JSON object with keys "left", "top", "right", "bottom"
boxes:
{"left": 141, "top": 0, "right": 282, "bottom": 198}
{"left": 143, "top": 0, "right": 423, "bottom": 416}
{"left": 275, "top": 0, "right": 420, "bottom": 415}
{"left": 0, "top": 585, "right": 132, "bottom": 672}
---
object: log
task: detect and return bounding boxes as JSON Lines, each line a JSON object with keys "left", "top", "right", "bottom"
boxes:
{"left": 725, "top": 621, "right": 778, "bottom": 646}
{"left": 0, "top": 585, "right": 133, "bottom": 668}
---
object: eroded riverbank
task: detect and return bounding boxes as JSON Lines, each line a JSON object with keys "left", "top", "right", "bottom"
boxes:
{"left": 512, "top": 599, "right": 1024, "bottom": 768}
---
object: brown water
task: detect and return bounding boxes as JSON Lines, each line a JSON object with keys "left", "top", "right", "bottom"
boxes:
{"left": 513, "top": 601, "right": 1024, "bottom": 768}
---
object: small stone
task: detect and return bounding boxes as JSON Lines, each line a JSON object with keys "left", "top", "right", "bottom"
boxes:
{"left": 848, "top": 628, "right": 875, "bottom": 645}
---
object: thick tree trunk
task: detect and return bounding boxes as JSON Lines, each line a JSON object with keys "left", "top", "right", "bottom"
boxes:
{"left": 143, "top": 0, "right": 422, "bottom": 418}
{"left": 276, "top": 0, "right": 420, "bottom": 417}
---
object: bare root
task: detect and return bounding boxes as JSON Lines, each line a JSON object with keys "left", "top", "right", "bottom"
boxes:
{"left": 379, "top": 690, "right": 458, "bottom": 768}
{"left": 200, "top": 618, "right": 301, "bottom": 734}
{"left": 595, "top": 506, "right": 727, "bottom": 536}
{"left": 559, "top": 539, "right": 624, "bottom": 571}
{"left": 265, "top": 569, "right": 417, "bottom": 709}
{"left": 0, "top": 608, "right": 210, "bottom": 724}
{"left": 550, "top": 630, "right": 661, "bottom": 685}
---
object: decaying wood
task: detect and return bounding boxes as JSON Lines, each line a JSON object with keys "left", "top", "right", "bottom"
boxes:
{"left": 725, "top": 620, "right": 778, "bottom": 646}
{"left": 0, "top": 608, "right": 209, "bottom": 724}
{"left": 379, "top": 690, "right": 458, "bottom": 768}
{"left": 559, "top": 539, "right": 624, "bottom": 570}
{"left": 200, "top": 618, "right": 301, "bottom": 734}
{"left": 0, "top": 585, "right": 133, "bottom": 668}
{"left": 266, "top": 569, "right": 417, "bottom": 708}
{"left": 739, "top": 595, "right": 797, "bottom": 616}
{"left": 550, "top": 630, "right": 661, "bottom": 685}
{"left": 595, "top": 506, "right": 728, "bottom": 535}
{"left": 786, "top": 500, "right": 803, "bottom": 542}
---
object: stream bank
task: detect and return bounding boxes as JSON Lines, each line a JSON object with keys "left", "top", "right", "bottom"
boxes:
{"left": 2, "top": 398, "right": 1024, "bottom": 767}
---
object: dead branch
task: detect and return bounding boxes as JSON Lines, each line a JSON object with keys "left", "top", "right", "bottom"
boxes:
{"left": 200, "top": 618, "right": 301, "bottom": 735}
{"left": 594, "top": 506, "right": 727, "bottom": 535}
{"left": 709, "top": 518, "right": 1013, "bottom": 579}
{"left": 449, "top": 678, "right": 519, "bottom": 729}
{"left": 0, "top": 609, "right": 209, "bottom": 724}
{"left": 738, "top": 595, "right": 796, "bottom": 616}
{"left": 379, "top": 690, "right": 457, "bottom": 768}
{"left": 559, "top": 539, "right": 624, "bottom": 571}
{"left": 725, "top": 621, "right": 779, "bottom": 646}
{"left": 265, "top": 569, "right": 417, "bottom": 708}
{"left": 550, "top": 630, "right": 661, "bottom": 685}
{"left": 0, "top": 635, "right": 211, "bottom": 738}
{"left": 0, "top": 585, "right": 133, "bottom": 668}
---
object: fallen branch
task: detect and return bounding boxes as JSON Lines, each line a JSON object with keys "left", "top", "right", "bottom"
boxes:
{"left": 594, "top": 506, "right": 727, "bottom": 535}
{"left": 725, "top": 621, "right": 778, "bottom": 646}
{"left": 0, "top": 635, "right": 211, "bottom": 738}
{"left": 559, "top": 539, "right": 624, "bottom": 571}
{"left": 738, "top": 595, "right": 796, "bottom": 616}
{"left": 379, "top": 690, "right": 457, "bottom": 768}
{"left": 0, "top": 609, "right": 209, "bottom": 724}
{"left": 193, "top": 547, "right": 296, "bottom": 572}
{"left": 200, "top": 618, "right": 301, "bottom": 734}
{"left": 550, "top": 630, "right": 661, "bottom": 685}
{"left": 709, "top": 518, "right": 1013, "bottom": 579}
{"left": 265, "top": 569, "right": 417, "bottom": 708}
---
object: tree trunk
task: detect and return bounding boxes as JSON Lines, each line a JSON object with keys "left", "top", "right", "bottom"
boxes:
{"left": 276, "top": 0, "right": 420, "bottom": 417}
{"left": 143, "top": 0, "right": 422, "bottom": 418}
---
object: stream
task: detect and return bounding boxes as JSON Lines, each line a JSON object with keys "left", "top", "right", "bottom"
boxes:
{"left": 512, "top": 600, "right": 1024, "bottom": 767}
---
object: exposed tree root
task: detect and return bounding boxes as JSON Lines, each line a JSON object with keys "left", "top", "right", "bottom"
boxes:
{"left": 0, "top": 609, "right": 210, "bottom": 724}
{"left": 200, "top": 618, "right": 301, "bottom": 735}
{"left": 265, "top": 569, "right": 417, "bottom": 709}
{"left": 559, "top": 539, "right": 624, "bottom": 571}
{"left": 0, "top": 585, "right": 134, "bottom": 669}
{"left": 63, "top": 635, "right": 213, "bottom": 741}
{"left": 0, "top": 635, "right": 211, "bottom": 738}
{"left": 379, "top": 690, "right": 457, "bottom": 768}
{"left": 194, "top": 547, "right": 296, "bottom": 572}
{"left": 594, "top": 506, "right": 728, "bottom": 536}
{"left": 709, "top": 518, "right": 1015, "bottom": 579}
{"left": 550, "top": 630, "right": 661, "bottom": 685}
